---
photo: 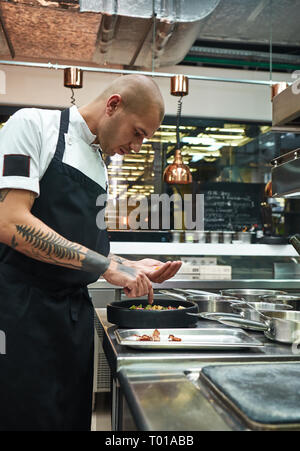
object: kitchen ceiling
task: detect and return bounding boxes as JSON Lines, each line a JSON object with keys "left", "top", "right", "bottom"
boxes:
{"left": 0, "top": 0, "right": 299, "bottom": 71}
{"left": 196, "top": 0, "right": 300, "bottom": 46}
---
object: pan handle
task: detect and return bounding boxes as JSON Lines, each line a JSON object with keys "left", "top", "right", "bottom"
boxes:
{"left": 159, "top": 290, "right": 187, "bottom": 301}
{"left": 186, "top": 312, "right": 242, "bottom": 321}
{"left": 179, "top": 289, "right": 220, "bottom": 296}
{"left": 217, "top": 316, "right": 269, "bottom": 331}
{"left": 198, "top": 312, "right": 242, "bottom": 320}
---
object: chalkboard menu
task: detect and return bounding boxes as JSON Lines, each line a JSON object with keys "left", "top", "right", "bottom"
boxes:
{"left": 195, "top": 182, "right": 264, "bottom": 231}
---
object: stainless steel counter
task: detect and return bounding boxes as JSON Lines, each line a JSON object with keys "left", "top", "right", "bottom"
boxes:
{"left": 95, "top": 308, "right": 300, "bottom": 431}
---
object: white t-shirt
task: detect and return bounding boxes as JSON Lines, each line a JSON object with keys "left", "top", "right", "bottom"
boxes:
{"left": 0, "top": 105, "right": 108, "bottom": 196}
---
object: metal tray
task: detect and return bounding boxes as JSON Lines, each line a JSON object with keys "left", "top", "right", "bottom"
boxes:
{"left": 200, "top": 363, "right": 300, "bottom": 430}
{"left": 114, "top": 328, "right": 264, "bottom": 350}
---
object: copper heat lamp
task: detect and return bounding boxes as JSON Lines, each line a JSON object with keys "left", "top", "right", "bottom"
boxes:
{"left": 163, "top": 75, "right": 192, "bottom": 184}
{"left": 64, "top": 67, "right": 83, "bottom": 105}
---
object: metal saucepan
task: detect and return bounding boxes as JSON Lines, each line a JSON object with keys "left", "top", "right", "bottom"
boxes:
{"left": 218, "top": 310, "right": 300, "bottom": 344}
{"left": 231, "top": 302, "right": 293, "bottom": 322}
{"left": 261, "top": 295, "right": 300, "bottom": 311}
{"left": 220, "top": 289, "right": 287, "bottom": 303}
{"left": 171, "top": 288, "right": 236, "bottom": 302}
{"left": 195, "top": 302, "right": 292, "bottom": 322}
{"left": 172, "top": 288, "right": 226, "bottom": 300}
{"left": 160, "top": 290, "right": 241, "bottom": 315}
{"left": 106, "top": 298, "right": 198, "bottom": 329}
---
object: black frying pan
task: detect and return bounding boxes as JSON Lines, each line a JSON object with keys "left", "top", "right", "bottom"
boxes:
{"left": 106, "top": 298, "right": 198, "bottom": 328}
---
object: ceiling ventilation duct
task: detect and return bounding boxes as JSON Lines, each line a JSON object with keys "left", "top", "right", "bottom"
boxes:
{"left": 79, "top": 0, "right": 220, "bottom": 68}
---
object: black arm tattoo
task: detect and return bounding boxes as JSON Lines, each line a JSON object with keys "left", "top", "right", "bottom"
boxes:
{"left": 0, "top": 189, "right": 11, "bottom": 202}
{"left": 15, "top": 224, "right": 110, "bottom": 273}
{"left": 16, "top": 224, "right": 82, "bottom": 260}
{"left": 81, "top": 249, "right": 110, "bottom": 273}
{"left": 11, "top": 236, "right": 18, "bottom": 249}
{"left": 116, "top": 263, "right": 137, "bottom": 277}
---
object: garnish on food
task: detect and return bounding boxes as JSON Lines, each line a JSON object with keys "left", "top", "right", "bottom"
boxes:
{"left": 129, "top": 304, "right": 185, "bottom": 310}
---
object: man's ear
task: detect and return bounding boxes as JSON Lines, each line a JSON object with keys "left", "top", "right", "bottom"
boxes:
{"left": 106, "top": 94, "right": 122, "bottom": 116}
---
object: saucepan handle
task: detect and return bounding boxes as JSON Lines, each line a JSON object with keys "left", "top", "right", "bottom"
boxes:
{"left": 217, "top": 316, "right": 269, "bottom": 331}
{"left": 198, "top": 312, "right": 241, "bottom": 320}
{"left": 186, "top": 312, "right": 241, "bottom": 320}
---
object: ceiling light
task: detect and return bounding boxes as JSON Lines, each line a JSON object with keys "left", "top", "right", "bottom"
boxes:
{"left": 182, "top": 136, "right": 215, "bottom": 145}
{"left": 219, "top": 128, "right": 245, "bottom": 133}
{"left": 164, "top": 75, "right": 192, "bottom": 185}
{"left": 64, "top": 67, "right": 83, "bottom": 106}
{"left": 191, "top": 155, "right": 205, "bottom": 162}
{"left": 207, "top": 134, "right": 245, "bottom": 140}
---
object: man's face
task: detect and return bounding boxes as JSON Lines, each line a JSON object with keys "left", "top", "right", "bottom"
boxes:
{"left": 99, "top": 103, "right": 161, "bottom": 157}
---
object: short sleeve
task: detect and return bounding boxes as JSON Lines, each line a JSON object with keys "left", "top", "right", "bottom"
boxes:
{"left": 0, "top": 109, "right": 41, "bottom": 196}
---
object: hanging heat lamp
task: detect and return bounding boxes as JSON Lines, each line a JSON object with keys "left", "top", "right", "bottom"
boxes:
{"left": 64, "top": 67, "right": 83, "bottom": 106}
{"left": 163, "top": 75, "right": 192, "bottom": 184}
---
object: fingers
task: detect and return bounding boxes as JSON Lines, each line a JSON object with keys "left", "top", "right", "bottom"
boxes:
{"left": 139, "top": 273, "right": 153, "bottom": 304}
{"left": 104, "top": 259, "right": 154, "bottom": 302}
{"left": 124, "top": 272, "right": 153, "bottom": 303}
{"left": 148, "top": 286, "right": 154, "bottom": 305}
{"left": 149, "top": 261, "right": 182, "bottom": 283}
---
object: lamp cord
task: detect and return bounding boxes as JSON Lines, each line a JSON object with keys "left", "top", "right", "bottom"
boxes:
{"left": 70, "top": 88, "right": 76, "bottom": 106}
{"left": 176, "top": 96, "right": 183, "bottom": 149}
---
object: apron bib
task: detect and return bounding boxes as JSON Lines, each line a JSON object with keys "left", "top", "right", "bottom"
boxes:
{"left": 0, "top": 109, "right": 109, "bottom": 431}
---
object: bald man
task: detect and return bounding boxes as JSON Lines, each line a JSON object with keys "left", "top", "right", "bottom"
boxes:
{"left": 0, "top": 74, "right": 181, "bottom": 431}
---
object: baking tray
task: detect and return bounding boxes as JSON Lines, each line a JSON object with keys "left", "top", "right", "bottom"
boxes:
{"left": 200, "top": 363, "right": 300, "bottom": 430}
{"left": 114, "top": 328, "right": 263, "bottom": 350}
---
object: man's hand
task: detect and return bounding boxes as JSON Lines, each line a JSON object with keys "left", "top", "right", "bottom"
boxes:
{"left": 102, "top": 259, "right": 154, "bottom": 304}
{"left": 127, "top": 258, "right": 182, "bottom": 283}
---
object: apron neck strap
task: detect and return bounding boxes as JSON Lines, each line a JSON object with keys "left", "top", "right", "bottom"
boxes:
{"left": 54, "top": 108, "right": 70, "bottom": 161}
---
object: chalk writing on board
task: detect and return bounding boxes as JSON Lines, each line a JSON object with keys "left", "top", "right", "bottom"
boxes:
{"left": 194, "top": 182, "right": 264, "bottom": 231}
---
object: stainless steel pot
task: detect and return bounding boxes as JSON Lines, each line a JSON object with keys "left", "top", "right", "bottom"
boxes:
{"left": 160, "top": 290, "right": 240, "bottom": 315}
{"left": 171, "top": 288, "right": 233, "bottom": 302}
{"left": 231, "top": 302, "right": 293, "bottom": 322}
{"left": 220, "top": 289, "right": 287, "bottom": 303}
{"left": 261, "top": 295, "right": 300, "bottom": 310}
{"left": 218, "top": 310, "right": 300, "bottom": 344}
{"left": 173, "top": 288, "right": 223, "bottom": 298}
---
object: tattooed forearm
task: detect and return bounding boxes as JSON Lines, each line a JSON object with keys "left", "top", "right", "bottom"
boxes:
{"left": 81, "top": 249, "right": 110, "bottom": 273}
{"left": 115, "top": 263, "right": 137, "bottom": 277}
{"left": 16, "top": 224, "right": 83, "bottom": 260}
{"left": 13, "top": 224, "right": 110, "bottom": 273}
{"left": 0, "top": 189, "right": 11, "bottom": 202}
{"left": 19, "top": 246, "right": 82, "bottom": 270}
{"left": 109, "top": 253, "right": 127, "bottom": 264}
{"left": 109, "top": 254, "right": 139, "bottom": 269}
{"left": 11, "top": 235, "right": 18, "bottom": 249}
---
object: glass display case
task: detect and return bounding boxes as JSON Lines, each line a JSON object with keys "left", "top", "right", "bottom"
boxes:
{"left": 105, "top": 113, "right": 300, "bottom": 240}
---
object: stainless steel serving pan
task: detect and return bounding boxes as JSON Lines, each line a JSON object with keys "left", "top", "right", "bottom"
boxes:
{"left": 220, "top": 289, "right": 287, "bottom": 303}
{"left": 115, "top": 328, "right": 263, "bottom": 350}
{"left": 218, "top": 310, "right": 300, "bottom": 344}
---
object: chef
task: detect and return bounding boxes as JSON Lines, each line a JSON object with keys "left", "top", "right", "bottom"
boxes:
{"left": 0, "top": 74, "right": 182, "bottom": 431}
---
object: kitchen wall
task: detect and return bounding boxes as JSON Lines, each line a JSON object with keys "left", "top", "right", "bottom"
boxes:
{"left": 0, "top": 62, "right": 291, "bottom": 121}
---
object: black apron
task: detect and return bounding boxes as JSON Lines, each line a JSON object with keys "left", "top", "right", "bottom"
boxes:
{"left": 0, "top": 109, "right": 110, "bottom": 431}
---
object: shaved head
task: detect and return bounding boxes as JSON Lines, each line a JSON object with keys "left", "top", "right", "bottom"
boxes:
{"left": 79, "top": 74, "right": 165, "bottom": 156}
{"left": 97, "top": 74, "right": 165, "bottom": 121}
